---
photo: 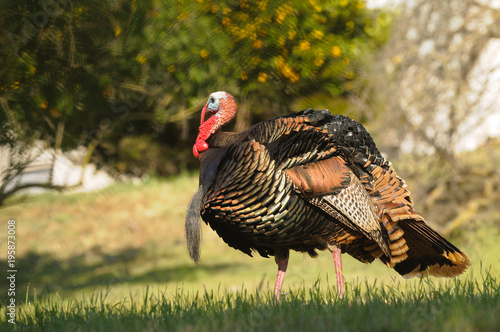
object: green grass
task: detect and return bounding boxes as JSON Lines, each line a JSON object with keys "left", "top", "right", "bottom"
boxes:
{"left": 0, "top": 172, "right": 499, "bottom": 330}
{"left": 4, "top": 272, "right": 500, "bottom": 331}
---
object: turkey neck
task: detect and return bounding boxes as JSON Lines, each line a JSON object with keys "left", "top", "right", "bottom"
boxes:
{"left": 198, "top": 130, "right": 247, "bottom": 194}
{"left": 206, "top": 130, "right": 243, "bottom": 148}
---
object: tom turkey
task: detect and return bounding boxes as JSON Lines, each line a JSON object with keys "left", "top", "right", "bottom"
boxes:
{"left": 186, "top": 91, "right": 470, "bottom": 300}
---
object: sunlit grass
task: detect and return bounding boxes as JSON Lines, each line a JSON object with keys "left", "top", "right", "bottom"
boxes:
{"left": 2, "top": 271, "right": 499, "bottom": 331}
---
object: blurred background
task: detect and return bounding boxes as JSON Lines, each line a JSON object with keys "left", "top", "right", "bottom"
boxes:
{"left": 0, "top": 0, "right": 499, "bottom": 302}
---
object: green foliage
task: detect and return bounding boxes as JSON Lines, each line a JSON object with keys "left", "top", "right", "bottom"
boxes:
{"left": 0, "top": 0, "right": 392, "bottom": 176}
{"left": 147, "top": 0, "right": 391, "bottom": 117}
{"left": 1, "top": 0, "right": 159, "bottom": 148}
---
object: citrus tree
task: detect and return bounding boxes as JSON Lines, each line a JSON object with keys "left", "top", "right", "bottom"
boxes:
{"left": 0, "top": 0, "right": 391, "bottom": 179}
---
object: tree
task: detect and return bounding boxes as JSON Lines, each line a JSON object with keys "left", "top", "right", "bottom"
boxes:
{"left": 146, "top": 0, "right": 390, "bottom": 129}
{"left": 0, "top": 0, "right": 154, "bottom": 203}
{"left": 104, "top": 0, "right": 391, "bottom": 173}
{"left": 0, "top": 0, "right": 391, "bottom": 190}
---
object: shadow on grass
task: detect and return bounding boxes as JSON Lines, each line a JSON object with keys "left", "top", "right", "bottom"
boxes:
{"left": 0, "top": 246, "right": 241, "bottom": 302}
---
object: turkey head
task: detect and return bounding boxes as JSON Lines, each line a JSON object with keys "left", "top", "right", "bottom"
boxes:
{"left": 193, "top": 91, "right": 237, "bottom": 157}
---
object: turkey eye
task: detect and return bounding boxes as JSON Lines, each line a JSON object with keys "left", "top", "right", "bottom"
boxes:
{"left": 209, "top": 97, "right": 215, "bottom": 104}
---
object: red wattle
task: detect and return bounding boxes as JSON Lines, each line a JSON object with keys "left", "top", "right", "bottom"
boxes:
{"left": 196, "top": 140, "right": 209, "bottom": 151}
{"left": 193, "top": 139, "right": 209, "bottom": 158}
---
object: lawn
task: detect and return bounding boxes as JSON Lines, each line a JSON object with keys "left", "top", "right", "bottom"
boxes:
{"left": 0, "top": 172, "right": 499, "bottom": 330}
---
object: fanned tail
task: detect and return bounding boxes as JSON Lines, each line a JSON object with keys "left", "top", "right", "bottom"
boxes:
{"left": 394, "top": 220, "right": 470, "bottom": 278}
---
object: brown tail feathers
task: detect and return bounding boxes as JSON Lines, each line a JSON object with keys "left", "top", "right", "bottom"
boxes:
{"left": 392, "top": 220, "right": 470, "bottom": 278}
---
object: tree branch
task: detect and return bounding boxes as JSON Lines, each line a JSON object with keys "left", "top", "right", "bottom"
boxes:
{"left": 0, "top": 181, "right": 82, "bottom": 206}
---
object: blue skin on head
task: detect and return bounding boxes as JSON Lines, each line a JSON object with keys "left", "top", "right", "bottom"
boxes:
{"left": 208, "top": 97, "right": 219, "bottom": 112}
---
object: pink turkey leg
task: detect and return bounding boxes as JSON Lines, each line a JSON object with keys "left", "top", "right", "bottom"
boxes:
{"left": 274, "top": 255, "right": 289, "bottom": 301}
{"left": 333, "top": 247, "right": 345, "bottom": 299}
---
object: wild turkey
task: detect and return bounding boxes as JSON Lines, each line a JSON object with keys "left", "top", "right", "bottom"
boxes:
{"left": 186, "top": 91, "right": 470, "bottom": 300}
